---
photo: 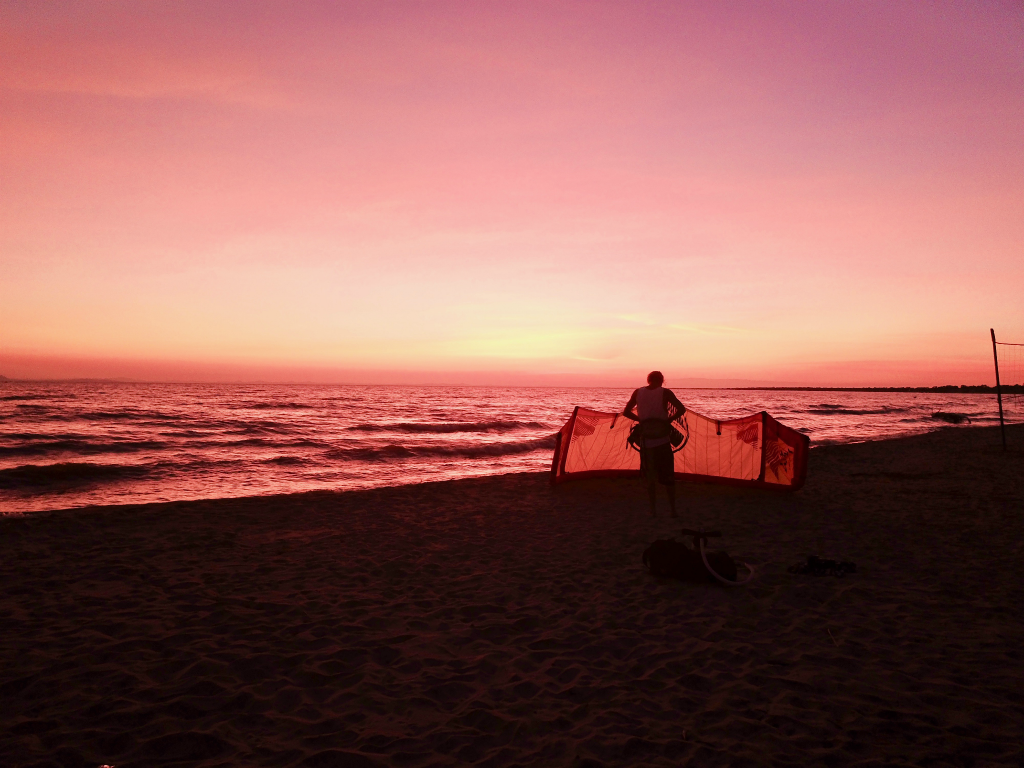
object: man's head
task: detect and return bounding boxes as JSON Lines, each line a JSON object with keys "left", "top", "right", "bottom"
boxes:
{"left": 647, "top": 370, "right": 664, "bottom": 387}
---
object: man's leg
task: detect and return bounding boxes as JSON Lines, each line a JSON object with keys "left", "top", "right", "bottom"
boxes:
{"left": 655, "top": 444, "right": 676, "bottom": 518}
{"left": 648, "top": 478, "right": 658, "bottom": 517}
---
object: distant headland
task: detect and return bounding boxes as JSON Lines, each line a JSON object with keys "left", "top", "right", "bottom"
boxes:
{"left": 729, "top": 385, "right": 1022, "bottom": 394}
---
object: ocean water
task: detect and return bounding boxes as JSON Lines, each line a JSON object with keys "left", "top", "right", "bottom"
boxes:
{"left": 0, "top": 382, "right": 1012, "bottom": 514}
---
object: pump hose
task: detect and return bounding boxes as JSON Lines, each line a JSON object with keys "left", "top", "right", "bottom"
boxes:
{"left": 699, "top": 538, "right": 756, "bottom": 587}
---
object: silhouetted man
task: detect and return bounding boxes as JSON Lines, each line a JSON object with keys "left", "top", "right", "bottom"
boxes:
{"left": 623, "top": 371, "right": 687, "bottom": 518}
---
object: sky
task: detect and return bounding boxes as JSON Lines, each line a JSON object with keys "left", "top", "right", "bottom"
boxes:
{"left": 2, "top": 1, "right": 1022, "bottom": 387}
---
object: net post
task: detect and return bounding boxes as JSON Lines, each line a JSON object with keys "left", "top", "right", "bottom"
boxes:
{"left": 992, "top": 328, "right": 1007, "bottom": 451}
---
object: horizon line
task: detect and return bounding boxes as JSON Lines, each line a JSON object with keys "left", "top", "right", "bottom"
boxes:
{"left": 0, "top": 375, "right": 1008, "bottom": 392}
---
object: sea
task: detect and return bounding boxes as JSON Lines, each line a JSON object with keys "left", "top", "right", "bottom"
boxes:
{"left": 0, "top": 382, "right": 1014, "bottom": 514}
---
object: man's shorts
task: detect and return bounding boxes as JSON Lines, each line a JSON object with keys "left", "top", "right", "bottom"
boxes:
{"left": 641, "top": 442, "right": 675, "bottom": 485}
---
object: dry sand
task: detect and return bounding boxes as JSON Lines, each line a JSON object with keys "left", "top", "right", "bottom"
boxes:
{"left": 2, "top": 425, "right": 1023, "bottom": 767}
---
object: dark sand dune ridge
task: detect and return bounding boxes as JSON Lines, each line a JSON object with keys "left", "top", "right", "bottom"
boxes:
{"left": 2, "top": 425, "right": 1023, "bottom": 767}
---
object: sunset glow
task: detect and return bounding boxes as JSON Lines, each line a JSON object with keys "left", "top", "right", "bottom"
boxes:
{"left": 2, "top": 1, "right": 1022, "bottom": 386}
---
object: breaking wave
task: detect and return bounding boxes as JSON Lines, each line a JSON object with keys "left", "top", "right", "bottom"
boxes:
{"left": 262, "top": 455, "right": 308, "bottom": 466}
{"left": 4, "top": 432, "right": 84, "bottom": 441}
{"left": 0, "top": 462, "right": 152, "bottom": 489}
{"left": 805, "top": 407, "right": 909, "bottom": 416}
{"left": 242, "top": 402, "right": 315, "bottom": 410}
{"left": 229, "top": 422, "right": 301, "bottom": 436}
{"left": 0, "top": 436, "right": 328, "bottom": 459}
{"left": 0, "top": 456, "right": 252, "bottom": 491}
{"left": 80, "top": 410, "right": 182, "bottom": 421}
{"left": 213, "top": 437, "right": 326, "bottom": 449}
{"left": 0, "top": 439, "right": 167, "bottom": 459}
{"left": 931, "top": 411, "right": 972, "bottom": 424}
{"left": 347, "top": 420, "right": 550, "bottom": 434}
{"left": 22, "top": 408, "right": 184, "bottom": 422}
{"left": 326, "top": 435, "right": 556, "bottom": 462}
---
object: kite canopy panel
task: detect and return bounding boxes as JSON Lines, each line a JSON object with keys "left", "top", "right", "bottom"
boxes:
{"left": 550, "top": 406, "right": 809, "bottom": 491}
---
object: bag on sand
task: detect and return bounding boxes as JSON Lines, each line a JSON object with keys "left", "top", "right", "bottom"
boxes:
{"left": 643, "top": 536, "right": 738, "bottom": 583}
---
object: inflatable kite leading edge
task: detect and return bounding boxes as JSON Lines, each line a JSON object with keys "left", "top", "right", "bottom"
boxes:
{"left": 550, "top": 406, "right": 810, "bottom": 490}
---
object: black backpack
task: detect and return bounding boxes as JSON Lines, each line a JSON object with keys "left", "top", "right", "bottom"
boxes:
{"left": 643, "top": 532, "right": 739, "bottom": 583}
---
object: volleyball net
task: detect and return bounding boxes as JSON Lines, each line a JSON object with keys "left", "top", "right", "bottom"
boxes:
{"left": 994, "top": 339, "right": 1023, "bottom": 414}
{"left": 992, "top": 330, "right": 1023, "bottom": 450}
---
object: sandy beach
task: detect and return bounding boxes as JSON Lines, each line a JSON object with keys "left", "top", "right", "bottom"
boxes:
{"left": 2, "top": 424, "right": 1022, "bottom": 767}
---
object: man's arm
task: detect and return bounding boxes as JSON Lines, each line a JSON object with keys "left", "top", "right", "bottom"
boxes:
{"left": 665, "top": 389, "right": 687, "bottom": 421}
{"left": 623, "top": 390, "right": 639, "bottom": 421}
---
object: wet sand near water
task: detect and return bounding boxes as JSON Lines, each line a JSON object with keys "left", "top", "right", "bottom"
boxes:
{"left": 2, "top": 424, "right": 1023, "bottom": 767}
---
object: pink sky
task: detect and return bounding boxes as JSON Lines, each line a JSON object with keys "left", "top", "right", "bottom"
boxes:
{"left": 2, "top": 1, "right": 1022, "bottom": 386}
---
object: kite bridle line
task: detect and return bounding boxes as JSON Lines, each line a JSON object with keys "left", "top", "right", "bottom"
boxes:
{"left": 681, "top": 529, "right": 757, "bottom": 587}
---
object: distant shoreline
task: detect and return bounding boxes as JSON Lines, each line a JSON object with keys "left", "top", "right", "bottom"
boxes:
{"left": 726, "top": 385, "right": 1021, "bottom": 394}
